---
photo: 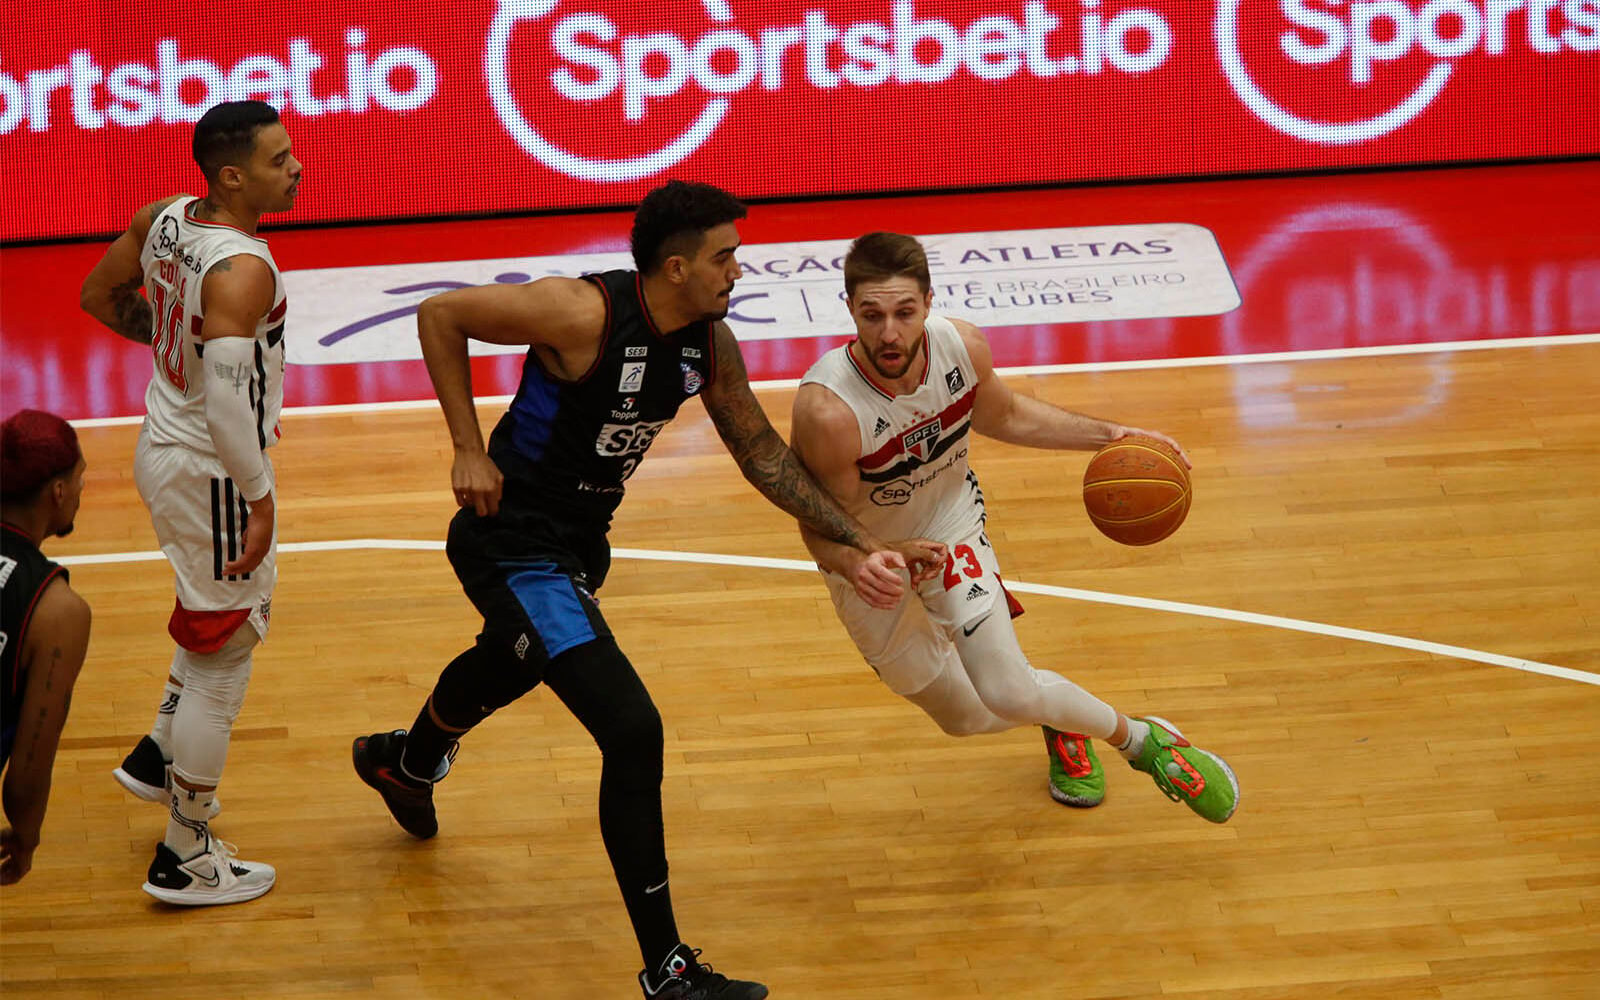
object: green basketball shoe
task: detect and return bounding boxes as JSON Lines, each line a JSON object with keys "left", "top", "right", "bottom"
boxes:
{"left": 1129, "top": 716, "right": 1239, "bottom": 823}
{"left": 1043, "top": 727, "right": 1105, "bottom": 807}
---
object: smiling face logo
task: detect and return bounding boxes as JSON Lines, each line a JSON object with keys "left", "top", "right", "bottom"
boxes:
{"left": 484, "top": 0, "right": 735, "bottom": 182}
{"left": 1214, "top": 0, "right": 1458, "bottom": 145}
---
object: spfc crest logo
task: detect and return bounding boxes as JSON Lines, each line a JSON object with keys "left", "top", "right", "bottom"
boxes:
{"left": 901, "top": 418, "right": 941, "bottom": 463}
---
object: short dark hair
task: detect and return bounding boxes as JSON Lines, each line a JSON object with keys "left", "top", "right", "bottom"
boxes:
{"left": 843, "top": 232, "right": 932, "bottom": 298}
{"left": 630, "top": 181, "right": 747, "bottom": 274}
{"left": 193, "top": 101, "right": 281, "bottom": 183}
{"left": 1, "top": 409, "right": 81, "bottom": 503}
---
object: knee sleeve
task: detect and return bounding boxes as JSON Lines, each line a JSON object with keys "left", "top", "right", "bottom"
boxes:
{"left": 902, "top": 659, "right": 1014, "bottom": 737}
{"left": 954, "top": 611, "right": 1117, "bottom": 738}
{"left": 170, "top": 627, "right": 256, "bottom": 787}
{"left": 431, "top": 631, "right": 543, "bottom": 728}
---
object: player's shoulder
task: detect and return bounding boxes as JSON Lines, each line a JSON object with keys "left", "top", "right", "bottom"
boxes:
{"left": 132, "top": 194, "right": 193, "bottom": 236}
{"left": 940, "top": 315, "right": 992, "bottom": 367}
{"left": 794, "top": 378, "right": 859, "bottom": 432}
{"left": 28, "top": 575, "right": 91, "bottom": 635}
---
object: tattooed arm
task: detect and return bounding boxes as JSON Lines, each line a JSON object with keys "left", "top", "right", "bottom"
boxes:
{"left": 700, "top": 322, "right": 914, "bottom": 608}
{"left": 1, "top": 579, "right": 90, "bottom": 886}
{"left": 80, "top": 195, "right": 187, "bottom": 345}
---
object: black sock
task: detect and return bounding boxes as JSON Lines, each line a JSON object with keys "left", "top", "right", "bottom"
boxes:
{"left": 399, "top": 698, "right": 457, "bottom": 783}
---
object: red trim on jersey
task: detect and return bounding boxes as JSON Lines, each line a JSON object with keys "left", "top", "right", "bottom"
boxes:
{"left": 845, "top": 336, "right": 932, "bottom": 403}
{"left": 266, "top": 298, "right": 288, "bottom": 323}
{"left": 998, "top": 577, "right": 1026, "bottom": 620}
{"left": 706, "top": 322, "right": 719, "bottom": 388}
{"left": 168, "top": 599, "right": 252, "bottom": 653}
{"left": 182, "top": 200, "right": 267, "bottom": 243}
{"left": 856, "top": 388, "right": 977, "bottom": 470}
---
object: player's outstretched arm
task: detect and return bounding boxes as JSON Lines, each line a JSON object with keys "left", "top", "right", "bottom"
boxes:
{"left": 961, "top": 319, "right": 1192, "bottom": 466}
{"left": 417, "top": 278, "right": 603, "bottom": 516}
{"left": 702, "top": 323, "right": 889, "bottom": 546}
{"left": 1, "top": 580, "right": 90, "bottom": 886}
{"left": 79, "top": 196, "right": 186, "bottom": 345}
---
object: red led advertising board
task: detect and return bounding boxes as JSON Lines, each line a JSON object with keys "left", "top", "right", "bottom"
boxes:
{"left": 3, "top": 1, "right": 1596, "bottom": 241}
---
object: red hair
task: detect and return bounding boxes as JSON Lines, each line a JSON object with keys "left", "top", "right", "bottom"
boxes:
{"left": 1, "top": 409, "right": 82, "bottom": 502}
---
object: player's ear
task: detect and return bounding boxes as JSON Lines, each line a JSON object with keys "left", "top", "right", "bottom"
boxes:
{"left": 217, "top": 163, "right": 245, "bottom": 193}
{"left": 661, "top": 254, "right": 688, "bottom": 286}
{"left": 923, "top": 287, "right": 933, "bottom": 310}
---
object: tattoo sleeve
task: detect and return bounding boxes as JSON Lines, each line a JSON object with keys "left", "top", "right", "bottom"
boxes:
{"left": 109, "top": 273, "right": 154, "bottom": 345}
{"left": 706, "top": 333, "right": 870, "bottom": 550}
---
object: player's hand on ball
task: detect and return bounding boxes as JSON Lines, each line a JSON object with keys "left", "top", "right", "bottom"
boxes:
{"left": 852, "top": 549, "right": 909, "bottom": 610}
{"left": 1115, "top": 427, "right": 1192, "bottom": 469}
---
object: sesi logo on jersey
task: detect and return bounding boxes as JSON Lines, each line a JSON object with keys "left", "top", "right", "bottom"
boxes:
{"left": 595, "top": 418, "right": 670, "bottom": 458}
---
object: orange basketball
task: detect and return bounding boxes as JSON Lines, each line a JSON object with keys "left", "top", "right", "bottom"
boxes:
{"left": 1082, "top": 436, "right": 1191, "bottom": 545}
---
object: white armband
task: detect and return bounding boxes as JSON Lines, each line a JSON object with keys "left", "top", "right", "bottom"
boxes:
{"left": 202, "top": 335, "right": 273, "bottom": 502}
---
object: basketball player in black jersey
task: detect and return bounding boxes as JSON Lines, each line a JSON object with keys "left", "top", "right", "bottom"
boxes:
{"left": 1, "top": 410, "right": 92, "bottom": 886}
{"left": 353, "top": 181, "right": 941, "bottom": 999}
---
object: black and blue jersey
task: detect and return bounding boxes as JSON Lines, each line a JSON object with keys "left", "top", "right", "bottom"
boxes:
{"left": 486, "top": 269, "right": 718, "bottom": 527}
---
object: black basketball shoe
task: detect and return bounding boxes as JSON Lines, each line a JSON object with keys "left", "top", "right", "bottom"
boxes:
{"left": 112, "top": 735, "right": 169, "bottom": 801}
{"left": 640, "top": 944, "right": 768, "bottom": 999}
{"left": 352, "top": 729, "right": 456, "bottom": 839}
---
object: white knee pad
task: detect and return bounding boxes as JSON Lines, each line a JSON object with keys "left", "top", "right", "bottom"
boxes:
{"left": 169, "top": 627, "right": 257, "bottom": 788}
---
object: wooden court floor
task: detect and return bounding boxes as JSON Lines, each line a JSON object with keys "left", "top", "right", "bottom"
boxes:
{"left": 2, "top": 343, "right": 1598, "bottom": 998}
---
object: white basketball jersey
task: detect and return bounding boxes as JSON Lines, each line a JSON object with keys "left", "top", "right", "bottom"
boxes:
{"left": 800, "top": 314, "right": 986, "bottom": 544}
{"left": 138, "top": 197, "right": 286, "bottom": 455}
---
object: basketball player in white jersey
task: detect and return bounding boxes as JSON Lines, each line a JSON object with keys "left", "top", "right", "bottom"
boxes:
{"left": 791, "top": 232, "right": 1240, "bottom": 823}
{"left": 80, "top": 100, "right": 299, "bottom": 904}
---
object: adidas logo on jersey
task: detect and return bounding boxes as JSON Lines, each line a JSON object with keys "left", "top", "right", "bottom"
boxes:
{"left": 965, "top": 582, "right": 989, "bottom": 601}
{"left": 872, "top": 417, "right": 891, "bottom": 437}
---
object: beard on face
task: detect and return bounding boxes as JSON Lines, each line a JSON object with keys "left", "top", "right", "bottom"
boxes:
{"left": 867, "top": 335, "right": 924, "bottom": 379}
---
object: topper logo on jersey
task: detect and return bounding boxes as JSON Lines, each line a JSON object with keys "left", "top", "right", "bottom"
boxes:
{"left": 484, "top": 0, "right": 1176, "bottom": 181}
{"left": 1216, "top": 0, "right": 1599, "bottom": 145}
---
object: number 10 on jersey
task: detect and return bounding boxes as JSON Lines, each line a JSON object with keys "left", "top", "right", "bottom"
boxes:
{"left": 148, "top": 279, "right": 189, "bottom": 392}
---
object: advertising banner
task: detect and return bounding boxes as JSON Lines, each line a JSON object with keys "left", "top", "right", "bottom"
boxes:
{"left": 4, "top": 1, "right": 1597, "bottom": 241}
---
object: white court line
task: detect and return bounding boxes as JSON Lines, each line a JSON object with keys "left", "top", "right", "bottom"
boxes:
{"left": 67, "top": 331, "right": 1600, "bottom": 428}
{"left": 56, "top": 539, "right": 1598, "bottom": 688}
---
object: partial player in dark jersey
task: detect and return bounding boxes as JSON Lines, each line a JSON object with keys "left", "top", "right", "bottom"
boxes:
{"left": 1, "top": 410, "right": 92, "bottom": 886}
{"left": 352, "top": 181, "right": 942, "bottom": 1000}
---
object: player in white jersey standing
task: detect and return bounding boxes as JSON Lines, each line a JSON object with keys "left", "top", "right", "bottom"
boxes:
{"left": 80, "top": 100, "right": 300, "bottom": 904}
{"left": 791, "top": 232, "right": 1240, "bottom": 823}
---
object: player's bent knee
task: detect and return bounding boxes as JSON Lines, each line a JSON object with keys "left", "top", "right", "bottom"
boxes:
{"left": 433, "top": 635, "right": 541, "bottom": 725}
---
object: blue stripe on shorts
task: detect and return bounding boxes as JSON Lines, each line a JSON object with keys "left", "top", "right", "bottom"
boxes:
{"left": 504, "top": 562, "right": 597, "bottom": 659}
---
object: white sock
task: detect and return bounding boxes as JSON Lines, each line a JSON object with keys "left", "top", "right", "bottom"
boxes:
{"left": 164, "top": 789, "right": 214, "bottom": 859}
{"left": 149, "top": 668, "right": 184, "bottom": 759}
{"left": 1113, "top": 718, "right": 1152, "bottom": 761}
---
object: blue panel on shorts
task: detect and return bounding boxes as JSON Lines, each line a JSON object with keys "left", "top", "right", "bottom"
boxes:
{"left": 504, "top": 563, "right": 596, "bottom": 659}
